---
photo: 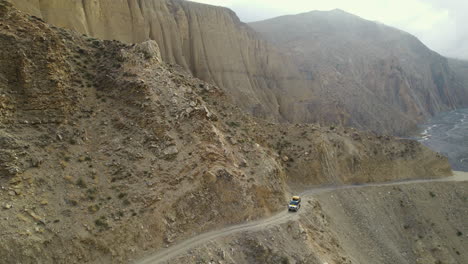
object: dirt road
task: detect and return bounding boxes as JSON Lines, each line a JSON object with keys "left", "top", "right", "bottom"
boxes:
{"left": 136, "top": 172, "right": 468, "bottom": 264}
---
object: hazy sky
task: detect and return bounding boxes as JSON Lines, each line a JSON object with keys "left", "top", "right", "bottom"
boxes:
{"left": 190, "top": 0, "right": 468, "bottom": 60}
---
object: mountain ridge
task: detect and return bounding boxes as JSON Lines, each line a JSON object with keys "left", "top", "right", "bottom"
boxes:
{"left": 250, "top": 10, "right": 468, "bottom": 134}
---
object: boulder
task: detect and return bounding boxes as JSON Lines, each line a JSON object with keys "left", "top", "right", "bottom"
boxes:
{"left": 135, "top": 40, "right": 161, "bottom": 62}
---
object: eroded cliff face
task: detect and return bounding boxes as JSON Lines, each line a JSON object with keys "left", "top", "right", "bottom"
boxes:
{"left": 9, "top": 1, "right": 468, "bottom": 135}
{"left": 0, "top": 1, "right": 367, "bottom": 133}
{"left": 10, "top": 0, "right": 319, "bottom": 124}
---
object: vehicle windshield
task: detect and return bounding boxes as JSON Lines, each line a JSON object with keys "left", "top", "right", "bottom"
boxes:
{"left": 289, "top": 200, "right": 299, "bottom": 205}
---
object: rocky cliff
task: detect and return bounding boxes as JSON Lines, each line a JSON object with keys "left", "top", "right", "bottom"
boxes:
{"left": 250, "top": 10, "right": 468, "bottom": 134}
{"left": 9, "top": 0, "right": 317, "bottom": 124}
{"left": 0, "top": 2, "right": 452, "bottom": 262}
{"left": 449, "top": 58, "right": 468, "bottom": 97}
{"left": 12, "top": 0, "right": 467, "bottom": 134}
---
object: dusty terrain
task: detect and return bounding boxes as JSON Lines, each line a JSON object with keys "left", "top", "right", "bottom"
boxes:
{"left": 0, "top": 2, "right": 457, "bottom": 263}
{"left": 9, "top": 0, "right": 468, "bottom": 134}
{"left": 149, "top": 172, "right": 468, "bottom": 264}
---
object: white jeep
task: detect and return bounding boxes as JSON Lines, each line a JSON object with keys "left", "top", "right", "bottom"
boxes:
{"left": 288, "top": 196, "right": 301, "bottom": 212}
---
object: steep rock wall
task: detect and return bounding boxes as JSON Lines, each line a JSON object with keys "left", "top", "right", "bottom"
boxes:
{"left": 10, "top": 0, "right": 318, "bottom": 123}
{"left": 448, "top": 58, "right": 468, "bottom": 98}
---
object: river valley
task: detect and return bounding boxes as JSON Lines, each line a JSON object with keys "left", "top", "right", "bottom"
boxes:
{"left": 416, "top": 108, "right": 468, "bottom": 171}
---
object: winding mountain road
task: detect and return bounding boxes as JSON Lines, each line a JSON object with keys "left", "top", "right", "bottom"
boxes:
{"left": 136, "top": 172, "right": 468, "bottom": 264}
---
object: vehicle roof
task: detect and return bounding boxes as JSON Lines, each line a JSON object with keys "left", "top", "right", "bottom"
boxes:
{"left": 292, "top": 196, "right": 300, "bottom": 200}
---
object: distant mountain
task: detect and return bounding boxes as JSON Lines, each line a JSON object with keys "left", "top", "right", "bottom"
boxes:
{"left": 250, "top": 9, "right": 468, "bottom": 134}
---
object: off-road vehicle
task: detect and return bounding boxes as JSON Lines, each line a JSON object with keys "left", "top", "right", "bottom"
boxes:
{"left": 288, "top": 196, "right": 301, "bottom": 212}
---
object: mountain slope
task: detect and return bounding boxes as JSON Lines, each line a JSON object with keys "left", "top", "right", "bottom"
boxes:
{"left": 0, "top": 2, "right": 452, "bottom": 263}
{"left": 162, "top": 177, "right": 468, "bottom": 264}
{"left": 449, "top": 58, "right": 468, "bottom": 97}
{"left": 250, "top": 9, "right": 468, "bottom": 134}
{"left": 8, "top": 0, "right": 315, "bottom": 124}
{"left": 9, "top": 0, "right": 467, "bottom": 134}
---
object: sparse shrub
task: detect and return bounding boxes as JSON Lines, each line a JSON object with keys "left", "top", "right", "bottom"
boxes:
{"left": 457, "top": 231, "right": 463, "bottom": 236}
{"left": 67, "top": 199, "right": 78, "bottom": 206}
{"left": 87, "top": 188, "right": 98, "bottom": 200}
{"left": 429, "top": 191, "right": 436, "bottom": 198}
{"left": 117, "top": 193, "right": 127, "bottom": 199}
{"left": 88, "top": 204, "right": 100, "bottom": 213}
{"left": 76, "top": 178, "right": 87, "bottom": 188}
{"left": 275, "top": 140, "right": 292, "bottom": 152}
{"left": 226, "top": 121, "right": 240, "bottom": 128}
{"left": 94, "top": 218, "right": 108, "bottom": 228}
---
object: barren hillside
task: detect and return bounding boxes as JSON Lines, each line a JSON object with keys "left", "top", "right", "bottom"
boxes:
{"left": 250, "top": 10, "right": 468, "bottom": 134}
{"left": 163, "top": 176, "right": 468, "bottom": 264}
{"left": 9, "top": 0, "right": 468, "bottom": 134}
{"left": 449, "top": 58, "right": 468, "bottom": 95}
{"left": 0, "top": 2, "right": 454, "bottom": 263}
